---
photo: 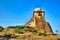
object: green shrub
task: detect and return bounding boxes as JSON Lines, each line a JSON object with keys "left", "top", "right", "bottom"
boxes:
{"left": 7, "top": 26, "right": 16, "bottom": 28}
{"left": 7, "top": 25, "right": 24, "bottom": 29}
{"left": 16, "top": 26, "right": 24, "bottom": 29}
{"left": 15, "top": 27, "right": 24, "bottom": 34}
{"left": 4, "top": 33, "right": 11, "bottom": 37}
{"left": 32, "top": 30, "right": 37, "bottom": 33}
{"left": 19, "top": 31, "right": 24, "bottom": 34}
{"left": 38, "top": 32, "right": 43, "bottom": 36}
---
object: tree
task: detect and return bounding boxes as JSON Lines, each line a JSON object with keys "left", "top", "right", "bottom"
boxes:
{"left": 7, "top": 26, "right": 16, "bottom": 28}
{"left": 0, "top": 26, "right": 4, "bottom": 31}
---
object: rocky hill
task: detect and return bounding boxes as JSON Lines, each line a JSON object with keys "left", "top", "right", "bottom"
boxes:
{"left": 0, "top": 8, "right": 60, "bottom": 40}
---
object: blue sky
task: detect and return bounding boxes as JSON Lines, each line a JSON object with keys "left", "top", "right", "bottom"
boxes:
{"left": 0, "top": 0, "right": 60, "bottom": 34}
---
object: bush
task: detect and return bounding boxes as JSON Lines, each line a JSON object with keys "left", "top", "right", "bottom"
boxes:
{"left": 16, "top": 26, "right": 24, "bottom": 29}
{"left": 43, "top": 31, "right": 47, "bottom": 36}
{"left": 19, "top": 31, "right": 24, "bottom": 34}
{"left": 4, "top": 33, "right": 11, "bottom": 37}
{"left": 32, "top": 30, "right": 37, "bottom": 33}
{"left": 15, "top": 27, "right": 24, "bottom": 34}
{"left": 15, "top": 30, "right": 24, "bottom": 34}
{"left": 7, "top": 25, "right": 24, "bottom": 29}
{"left": 38, "top": 32, "right": 43, "bottom": 36}
{"left": 7, "top": 26, "right": 16, "bottom": 28}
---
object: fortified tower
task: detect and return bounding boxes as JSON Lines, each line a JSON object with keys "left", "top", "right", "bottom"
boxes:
{"left": 33, "top": 8, "right": 45, "bottom": 21}
{"left": 25, "top": 8, "right": 53, "bottom": 34}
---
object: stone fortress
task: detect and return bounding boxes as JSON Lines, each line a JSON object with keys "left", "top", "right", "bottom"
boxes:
{"left": 25, "top": 8, "right": 53, "bottom": 34}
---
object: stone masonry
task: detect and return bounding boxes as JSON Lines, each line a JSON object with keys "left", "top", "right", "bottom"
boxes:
{"left": 25, "top": 8, "right": 53, "bottom": 34}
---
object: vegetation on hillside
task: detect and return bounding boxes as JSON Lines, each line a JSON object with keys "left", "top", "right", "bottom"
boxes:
{"left": 0, "top": 25, "right": 48, "bottom": 36}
